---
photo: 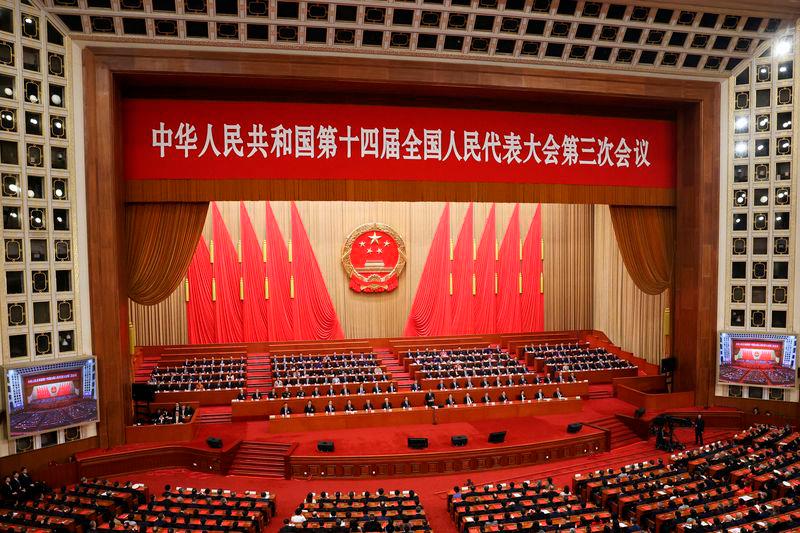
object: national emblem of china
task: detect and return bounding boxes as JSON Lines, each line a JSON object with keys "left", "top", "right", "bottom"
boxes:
{"left": 342, "top": 223, "right": 406, "bottom": 293}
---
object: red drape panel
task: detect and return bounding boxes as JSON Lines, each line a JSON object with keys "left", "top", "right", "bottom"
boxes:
{"left": 240, "top": 202, "right": 269, "bottom": 342}
{"left": 186, "top": 236, "right": 216, "bottom": 344}
{"left": 474, "top": 204, "right": 497, "bottom": 334}
{"left": 212, "top": 203, "right": 244, "bottom": 343}
{"left": 290, "top": 202, "right": 344, "bottom": 341}
{"left": 496, "top": 204, "right": 522, "bottom": 333}
{"left": 404, "top": 204, "right": 452, "bottom": 337}
{"left": 451, "top": 204, "right": 474, "bottom": 335}
{"left": 265, "top": 202, "right": 294, "bottom": 341}
{"left": 521, "top": 205, "right": 544, "bottom": 332}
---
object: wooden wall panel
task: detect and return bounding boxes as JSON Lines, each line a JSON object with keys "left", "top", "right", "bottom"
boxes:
{"left": 592, "top": 205, "right": 668, "bottom": 364}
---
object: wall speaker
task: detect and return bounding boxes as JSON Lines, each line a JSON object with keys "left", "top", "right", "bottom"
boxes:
{"left": 451, "top": 435, "right": 468, "bottom": 446}
{"left": 634, "top": 407, "right": 646, "bottom": 419}
{"left": 408, "top": 437, "right": 428, "bottom": 449}
{"left": 206, "top": 437, "right": 223, "bottom": 449}
{"left": 660, "top": 357, "right": 677, "bottom": 373}
{"left": 566, "top": 422, "right": 583, "bottom": 433}
{"left": 317, "top": 441, "right": 334, "bottom": 452}
{"left": 488, "top": 431, "right": 506, "bottom": 443}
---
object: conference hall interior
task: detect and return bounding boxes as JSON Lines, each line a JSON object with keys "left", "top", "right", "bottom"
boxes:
{"left": 0, "top": 0, "right": 798, "bottom": 532}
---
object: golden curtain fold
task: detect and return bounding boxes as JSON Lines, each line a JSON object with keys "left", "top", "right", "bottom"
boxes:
{"left": 609, "top": 206, "right": 675, "bottom": 296}
{"left": 126, "top": 202, "right": 210, "bottom": 305}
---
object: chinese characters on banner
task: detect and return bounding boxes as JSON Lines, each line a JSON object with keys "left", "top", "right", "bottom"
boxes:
{"left": 124, "top": 99, "right": 676, "bottom": 188}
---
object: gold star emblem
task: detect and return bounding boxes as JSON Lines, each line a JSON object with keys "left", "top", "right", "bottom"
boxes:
{"left": 368, "top": 232, "right": 381, "bottom": 244}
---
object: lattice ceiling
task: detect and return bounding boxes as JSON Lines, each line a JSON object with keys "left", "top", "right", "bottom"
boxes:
{"left": 38, "top": 0, "right": 798, "bottom": 78}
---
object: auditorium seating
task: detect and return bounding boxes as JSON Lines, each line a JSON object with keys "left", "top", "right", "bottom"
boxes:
{"left": 0, "top": 478, "right": 147, "bottom": 532}
{"left": 449, "top": 424, "right": 800, "bottom": 533}
{"left": 524, "top": 342, "right": 637, "bottom": 382}
{"left": 148, "top": 356, "right": 247, "bottom": 391}
{"left": 269, "top": 352, "right": 393, "bottom": 397}
{"left": 101, "top": 484, "right": 275, "bottom": 532}
{"left": 136, "top": 402, "right": 195, "bottom": 425}
{"left": 291, "top": 488, "right": 431, "bottom": 531}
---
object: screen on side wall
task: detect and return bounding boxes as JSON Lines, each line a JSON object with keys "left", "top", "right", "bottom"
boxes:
{"left": 4, "top": 357, "right": 98, "bottom": 437}
{"left": 718, "top": 332, "right": 797, "bottom": 388}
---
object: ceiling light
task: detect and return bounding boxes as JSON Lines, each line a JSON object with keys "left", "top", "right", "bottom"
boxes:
{"left": 775, "top": 38, "right": 792, "bottom": 57}
{"left": 3, "top": 88, "right": 12, "bottom": 96}
{"left": 776, "top": 215, "right": 782, "bottom": 221}
{"left": 51, "top": 94, "right": 62, "bottom": 106}
{"left": 7, "top": 183, "right": 17, "bottom": 193}
{"left": 735, "top": 142, "right": 748, "bottom": 154}
{"left": 760, "top": 195, "right": 768, "bottom": 203}
{"left": 28, "top": 94, "right": 37, "bottom": 103}
{"left": 55, "top": 188, "right": 63, "bottom": 197}
{"left": 780, "top": 66, "right": 788, "bottom": 73}
{"left": 735, "top": 116, "right": 748, "bottom": 129}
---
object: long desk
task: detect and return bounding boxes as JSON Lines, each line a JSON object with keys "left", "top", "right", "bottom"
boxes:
{"left": 418, "top": 373, "right": 537, "bottom": 389}
{"left": 231, "top": 381, "right": 589, "bottom": 421}
{"left": 267, "top": 397, "right": 583, "bottom": 433}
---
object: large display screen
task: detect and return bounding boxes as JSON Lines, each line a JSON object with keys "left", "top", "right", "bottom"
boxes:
{"left": 4, "top": 358, "right": 98, "bottom": 437}
{"left": 718, "top": 333, "right": 797, "bottom": 388}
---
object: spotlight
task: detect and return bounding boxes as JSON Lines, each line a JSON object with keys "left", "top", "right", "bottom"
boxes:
{"left": 29, "top": 117, "right": 37, "bottom": 125}
{"left": 735, "top": 217, "right": 741, "bottom": 223}
{"left": 9, "top": 211, "right": 17, "bottom": 218}
{"left": 55, "top": 188, "right": 63, "bottom": 197}
{"left": 3, "top": 87, "right": 12, "bottom": 96}
{"left": 735, "top": 142, "right": 748, "bottom": 155}
{"left": 23, "top": 17, "right": 33, "bottom": 24}
{"left": 775, "top": 38, "right": 792, "bottom": 57}
{"left": 760, "top": 195, "right": 768, "bottom": 203}
{"left": 27, "top": 189, "right": 33, "bottom": 198}
{"left": 7, "top": 183, "right": 17, "bottom": 193}
{"left": 776, "top": 215, "right": 783, "bottom": 221}
{"left": 759, "top": 118, "right": 768, "bottom": 127}
{"left": 51, "top": 94, "right": 61, "bottom": 106}
{"left": 783, "top": 121, "right": 792, "bottom": 128}
{"left": 28, "top": 94, "right": 38, "bottom": 103}
{"left": 760, "top": 67, "right": 768, "bottom": 74}
{"left": 735, "top": 116, "right": 748, "bottom": 130}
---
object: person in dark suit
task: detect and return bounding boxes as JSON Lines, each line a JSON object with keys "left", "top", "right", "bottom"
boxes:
{"left": 381, "top": 397, "right": 393, "bottom": 410}
{"left": 296, "top": 389, "right": 305, "bottom": 398}
{"left": 410, "top": 381, "right": 421, "bottom": 391}
{"left": 498, "top": 391, "right": 508, "bottom": 403}
{"left": 518, "top": 390, "right": 527, "bottom": 401}
{"left": 424, "top": 391, "right": 436, "bottom": 407}
{"left": 695, "top": 414, "right": 705, "bottom": 445}
{"left": 371, "top": 383, "right": 382, "bottom": 394}
{"left": 304, "top": 400, "right": 316, "bottom": 415}
{"left": 464, "top": 392, "right": 474, "bottom": 405}
{"left": 401, "top": 396, "right": 412, "bottom": 409}
{"left": 387, "top": 382, "right": 397, "bottom": 393}
{"left": 325, "top": 400, "right": 336, "bottom": 414}
{"left": 437, "top": 379, "right": 446, "bottom": 390}
{"left": 364, "top": 399, "right": 375, "bottom": 412}
{"left": 279, "top": 402, "right": 292, "bottom": 416}
{"left": 252, "top": 389, "right": 262, "bottom": 400}
{"left": 445, "top": 394, "right": 456, "bottom": 407}
{"left": 481, "top": 392, "right": 492, "bottom": 403}
{"left": 344, "top": 399, "right": 356, "bottom": 412}
{"left": 535, "top": 388, "right": 545, "bottom": 400}
{"left": 553, "top": 388, "right": 563, "bottom": 399}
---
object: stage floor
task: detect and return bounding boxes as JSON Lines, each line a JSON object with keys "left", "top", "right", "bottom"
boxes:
{"left": 188, "top": 393, "right": 635, "bottom": 457}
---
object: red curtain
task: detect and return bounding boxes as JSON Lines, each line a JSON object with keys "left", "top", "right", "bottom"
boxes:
{"left": 240, "top": 202, "right": 269, "bottom": 342}
{"left": 404, "top": 204, "right": 452, "bottom": 337}
{"left": 496, "top": 204, "right": 522, "bottom": 333}
{"left": 265, "top": 202, "right": 294, "bottom": 341}
{"left": 474, "top": 204, "right": 497, "bottom": 334}
{"left": 212, "top": 203, "right": 244, "bottom": 343}
{"left": 521, "top": 205, "right": 544, "bottom": 332}
{"left": 451, "top": 204, "right": 474, "bottom": 335}
{"left": 186, "top": 236, "right": 216, "bottom": 344}
{"left": 290, "top": 202, "right": 344, "bottom": 340}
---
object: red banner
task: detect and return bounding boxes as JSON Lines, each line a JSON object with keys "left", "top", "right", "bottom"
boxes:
{"left": 123, "top": 99, "right": 676, "bottom": 188}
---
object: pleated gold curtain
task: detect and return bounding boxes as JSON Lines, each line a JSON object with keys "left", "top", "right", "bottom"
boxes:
{"left": 126, "top": 202, "right": 209, "bottom": 305}
{"left": 609, "top": 206, "right": 675, "bottom": 295}
{"left": 593, "top": 206, "right": 668, "bottom": 364}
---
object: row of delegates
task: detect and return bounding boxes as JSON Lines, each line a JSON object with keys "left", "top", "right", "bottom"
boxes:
{"left": 277, "top": 388, "right": 568, "bottom": 416}
{"left": 238, "top": 382, "right": 400, "bottom": 401}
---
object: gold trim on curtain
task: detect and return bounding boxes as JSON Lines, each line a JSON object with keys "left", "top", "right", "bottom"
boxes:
{"left": 609, "top": 206, "right": 675, "bottom": 296}
{"left": 126, "top": 202, "right": 209, "bottom": 305}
